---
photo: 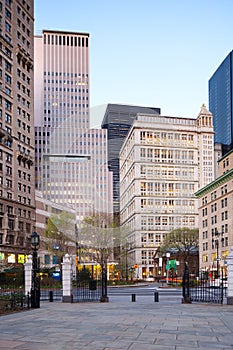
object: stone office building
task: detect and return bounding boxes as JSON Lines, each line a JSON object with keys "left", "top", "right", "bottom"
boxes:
{"left": 120, "top": 105, "right": 214, "bottom": 279}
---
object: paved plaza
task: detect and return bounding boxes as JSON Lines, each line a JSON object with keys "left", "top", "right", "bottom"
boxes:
{"left": 0, "top": 297, "right": 233, "bottom": 350}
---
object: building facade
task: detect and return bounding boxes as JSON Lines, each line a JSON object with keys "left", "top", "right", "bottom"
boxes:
{"left": 195, "top": 150, "right": 233, "bottom": 276}
{"left": 101, "top": 104, "right": 160, "bottom": 221}
{"left": 35, "top": 190, "right": 76, "bottom": 271}
{"left": 0, "top": 0, "right": 35, "bottom": 265}
{"left": 34, "top": 30, "right": 113, "bottom": 221}
{"left": 120, "top": 105, "right": 214, "bottom": 279}
{"left": 209, "top": 50, "right": 233, "bottom": 153}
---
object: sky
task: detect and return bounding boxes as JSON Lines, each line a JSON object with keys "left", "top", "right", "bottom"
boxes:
{"left": 34, "top": 0, "right": 233, "bottom": 126}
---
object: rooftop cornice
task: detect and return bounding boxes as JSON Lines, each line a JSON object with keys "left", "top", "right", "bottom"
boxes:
{"left": 195, "top": 168, "right": 233, "bottom": 197}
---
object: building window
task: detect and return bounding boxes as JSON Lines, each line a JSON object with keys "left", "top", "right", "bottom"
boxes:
{"left": 44, "top": 255, "right": 50, "bottom": 264}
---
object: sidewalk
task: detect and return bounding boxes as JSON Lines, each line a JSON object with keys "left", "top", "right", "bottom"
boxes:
{"left": 0, "top": 298, "right": 233, "bottom": 350}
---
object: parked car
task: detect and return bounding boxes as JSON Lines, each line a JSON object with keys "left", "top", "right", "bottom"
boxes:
{"left": 209, "top": 278, "right": 228, "bottom": 288}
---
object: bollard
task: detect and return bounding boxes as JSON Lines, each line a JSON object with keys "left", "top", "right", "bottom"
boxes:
{"left": 49, "top": 291, "right": 53, "bottom": 302}
{"left": 27, "top": 292, "right": 30, "bottom": 309}
{"left": 154, "top": 291, "right": 159, "bottom": 302}
{"left": 132, "top": 293, "right": 136, "bottom": 302}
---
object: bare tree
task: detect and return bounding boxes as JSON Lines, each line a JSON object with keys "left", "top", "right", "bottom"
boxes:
{"left": 43, "top": 211, "right": 76, "bottom": 266}
{"left": 78, "top": 212, "right": 129, "bottom": 277}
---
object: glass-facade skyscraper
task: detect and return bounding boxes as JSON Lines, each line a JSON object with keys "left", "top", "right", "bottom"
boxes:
{"left": 209, "top": 50, "right": 233, "bottom": 152}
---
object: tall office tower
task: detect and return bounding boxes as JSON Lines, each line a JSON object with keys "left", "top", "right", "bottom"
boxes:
{"left": 34, "top": 30, "right": 113, "bottom": 220}
{"left": 0, "top": 0, "right": 35, "bottom": 263}
{"left": 101, "top": 104, "right": 160, "bottom": 222}
{"left": 209, "top": 50, "right": 233, "bottom": 154}
{"left": 120, "top": 105, "right": 214, "bottom": 279}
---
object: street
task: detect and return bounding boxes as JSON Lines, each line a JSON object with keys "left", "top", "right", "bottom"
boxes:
{"left": 108, "top": 283, "right": 182, "bottom": 304}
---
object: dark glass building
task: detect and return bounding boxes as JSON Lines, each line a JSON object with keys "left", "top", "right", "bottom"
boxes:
{"left": 101, "top": 104, "right": 160, "bottom": 221}
{"left": 209, "top": 50, "right": 233, "bottom": 153}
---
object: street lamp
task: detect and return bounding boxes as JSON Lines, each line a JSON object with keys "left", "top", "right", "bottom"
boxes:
{"left": 166, "top": 252, "right": 170, "bottom": 284}
{"left": 212, "top": 231, "right": 221, "bottom": 278}
{"left": 31, "top": 231, "right": 40, "bottom": 308}
{"left": 100, "top": 249, "right": 108, "bottom": 302}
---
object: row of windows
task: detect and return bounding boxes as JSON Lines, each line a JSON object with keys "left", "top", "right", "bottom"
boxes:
{"left": 140, "top": 198, "right": 195, "bottom": 209}
{"left": 140, "top": 148, "right": 194, "bottom": 160}
{"left": 0, "top": 176, "right": 11, "bottom": 187}
{"left": 44, "top": 255, "right": 60, "bottom": 265}
{"left": 203, "top": 211, "right": 228, "bottom": 227}
{"left": 44, "top": 79, "right": 88, "bottom": 85}
{"left": 17, "top": 94, "right": 30, "bottom": 108}
{"left": 140, "top": 165, "right": 194, "bottom": 179}
{"left": 17, "top": 55, "right": 31, "bottom": 73}
{"left": 17, "top": 107, "right": 31, "bottom": 121}
{"left": 44, "top": 103, "right": 89, "bottom": 108}
{"left": 44, "top": 72, "right": 88, "bottom": 78}
{"left": 17, "top": 132, "right": 30, "bottom": 145}
{"left": 140, "top": 131, "right": 194, "bottom": 143}
{"left": 0, "top": 41, "right": 12, "bottom": 58}
{"left": 17, "top": 119, "right": 30, "bottom": 131}
{"left": 17, "top": 68, "right": 30, "bottom": 84}
{"left": 17, "top": 2, "right": 31, "bottom": 15}
{"left": 18, "top": 182, "right": 30, "bottom": 193}
{"left": 44, "top": 34, "right": 89, "bottom": 48}
{"left": 18, "top": 195, "right": 31, "bottom": 206}
{"left": 0, "top": 202, "right": 32, "bottom": 219}
{"left": 202, "top": 225, "right": 228, "bottom": 241}
{"left": 18, "top": 170, "right": 30, "bottom": 181}
{"left": 141, "top": 233, "right": 161, "bottom": 244}
{"left": 140, "top": 182, "right": 195, "bottom": 195}
{"left": 202, "top": 186, "right": 228, "bottom": 206}
{"left": 141, "top": 216, "right": 196, "bottom": 228}
{"left": 44, "top": 88, "right": 88, "bottom": 94}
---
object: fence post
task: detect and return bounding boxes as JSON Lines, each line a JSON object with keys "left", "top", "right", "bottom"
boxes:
{"left": 182, "top": 263, "right": 191, "bottom": 303}
{"left": 227, "top": 246, "right": 233, "bottom": 304}
{"left": 62, "top": 254, "right": 73, "bottom": 303}
{"left": 24, "top": 255, "right": 33, "bottom": 296}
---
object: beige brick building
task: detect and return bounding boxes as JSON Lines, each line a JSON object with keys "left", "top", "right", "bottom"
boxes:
{"left": 195, "top": 150, "right": 233, "bottom": 276}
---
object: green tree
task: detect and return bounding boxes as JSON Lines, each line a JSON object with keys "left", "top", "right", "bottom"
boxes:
{"left": 159, "top": 227, "right": 199, "bottom": 272}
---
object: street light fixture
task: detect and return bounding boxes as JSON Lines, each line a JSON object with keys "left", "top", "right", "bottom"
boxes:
{"left": 212, "top": 231, "right": 221, "bottom": 278}
{"left": 31, "top": 231, "right": 40, "bottom": 308}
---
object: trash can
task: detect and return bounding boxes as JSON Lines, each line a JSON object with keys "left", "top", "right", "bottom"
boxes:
{"left": 89, "top": 280, "right": 97, "bottom": 290}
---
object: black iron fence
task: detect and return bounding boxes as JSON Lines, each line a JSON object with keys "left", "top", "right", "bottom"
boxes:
{"left": 73, "top": 280, "right": 103, "bottom": 302}
{"left": 40, "top": 275, "right": 62, "bottom": 302}
{"left": 0, "top": 290, "right": 30, "bottom": 313}
{"left": 182, "top": 266, "right": 227, "bottom": 304}
{"left": 0, "top": 269, "right": 31, "bottom": 314}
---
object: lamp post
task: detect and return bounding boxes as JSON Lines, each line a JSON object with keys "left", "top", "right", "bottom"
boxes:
{"left": 212, "top": 231, "right": 221, "bottom": 278}
{"left": 166, "top": 252, "right": 170, "bottom": 284}
{"left": 100, "top": 249, "right": 108, "bottom": 302}
{"left": 125, "top": 242, "right": 129, "bottom": 281}
{"left": 31, "top": 231, "right": 40, "bottom": 308}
